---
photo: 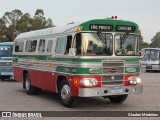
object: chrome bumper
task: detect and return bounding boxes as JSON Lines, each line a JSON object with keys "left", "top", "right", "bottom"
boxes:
{"left": 78, "top": 85, "right": 143, "bottom": 97}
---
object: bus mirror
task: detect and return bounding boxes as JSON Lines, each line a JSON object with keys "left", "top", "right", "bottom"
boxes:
{"left": 69, "top": 48, "right": 77, "bottom": 57}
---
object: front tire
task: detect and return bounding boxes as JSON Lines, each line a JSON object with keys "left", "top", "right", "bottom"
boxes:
{"left": 0, "top": 77, "right": 5, "bottom": 81}
{"left": 108, "top": 95, "right": 128, "bottom": 103}
{"left": 58, "top": 80, "right": 75, "bottom": 108}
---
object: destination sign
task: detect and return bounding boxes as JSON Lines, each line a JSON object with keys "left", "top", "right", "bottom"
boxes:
{"left": 89, "top": 24, "right": 113, "bottom": 31}
{"left": 115, "top": 25, "right": 136, "bottom": 32}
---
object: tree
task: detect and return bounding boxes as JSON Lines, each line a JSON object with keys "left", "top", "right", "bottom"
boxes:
{"left": 0, "top": 18, "right": 7, "bottom": 41}
{"left": 139, "top": 36, "right": 150, "bottom": 50}
{"left": 0, "top": 9, "right": 54, "bottom": 42}
{"left": 1, "top": 9, "right": 23, "bottom": 41}
{"left": 32, "top": 9, "right": 54, "bottom": 30}
{"left": 46, "top": 18, "right": 55, "bottom": 27}
{"left": 16, "top": 13, "right": 33, "bottom": 33}
{"left": 150, "top": 32, "right": 160, "bottom": 48}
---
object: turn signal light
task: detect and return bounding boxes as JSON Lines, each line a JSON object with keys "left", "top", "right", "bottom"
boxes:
{"left": 76, "top": 26, "right": 82, "bottom": 32}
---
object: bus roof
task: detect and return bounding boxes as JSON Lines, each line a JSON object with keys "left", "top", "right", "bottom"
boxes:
{"left": 0, "top": 42, "right": 14, "bottom": 46}
{"left": 15, "top": 23, "right": 80, "bottom": 40}
{"left": 15, "top": 19, "right": 139, "bottom": 40}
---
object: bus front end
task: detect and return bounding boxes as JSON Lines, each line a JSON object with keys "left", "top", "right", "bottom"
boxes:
{"left": 140, "top": 48, "right": 160, "bottom": 72}
{"left": 0, "top": 43, "right": 13, "bottom": 81}
{"left": 68, "top": 21, "right": 143, "bottom": 103}
{"left": 77, "top": 60, "right": 142, "bottom": 98}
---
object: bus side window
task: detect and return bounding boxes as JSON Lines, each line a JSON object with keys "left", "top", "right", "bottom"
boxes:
{"left": 56, "top": 37, "right": 67, "bottom": 55}
{"left": 25, "top": 40, "right": 37, "bottom": 52}
{"left": 15, "top": 41, "right": 24, "bottom": 52}
{"left": 47, "top": 39, "right": 53, "bottom": 53}
{"left": 38, "top": 39, "right": 45, "bottom": 53}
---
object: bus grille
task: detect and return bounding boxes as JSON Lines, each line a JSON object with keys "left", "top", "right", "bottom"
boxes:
{"left": 102, "top": 60, "right": 124, "bottom": 86}
{"left": 0, "top": 67, "right": 13, "bottom": 72}
{"left": 0, "top": 62, "right": 12, "bottom": 66}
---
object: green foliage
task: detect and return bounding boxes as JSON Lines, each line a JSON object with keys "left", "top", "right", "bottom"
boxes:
{"left": 32, "top": 9, "right": 54, "bottom": 30}
{"left": 16, "top": 13, "right": 32, "bottom": 33}
{"left": 150, "top": 32, "right": 160, "bottom": 48}
{"left": 0, "top": 18, "right": 7, "bottom": 41}
{"left": 139, "top": 39, "right": 150, "bottom": 50}
{"left": 0, "top": 9, "right": 54, "bottom": 42}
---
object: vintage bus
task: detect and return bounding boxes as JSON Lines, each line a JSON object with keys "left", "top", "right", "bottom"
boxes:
{"left": 13, "top": 18, "right": 143, "bottom": 107}
{"left": 0, "top": 42, "right": 13, "bottom": 81}
{"left": 140, "top": 48, "right": 160, "bottom": 72}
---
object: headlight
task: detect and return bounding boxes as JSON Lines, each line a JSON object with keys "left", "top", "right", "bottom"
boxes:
{"left": 128, "top": 76, "right": 141, "bottom": 85}
{"left": 80, "top": 78, "right": 98, "bottom": 87}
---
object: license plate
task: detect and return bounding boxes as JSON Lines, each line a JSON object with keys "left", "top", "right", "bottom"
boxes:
{"left": 146, "top": 65, "right": 152, "bottom": 69}
{"left": 111, "top": 87, "right": 122, "bottom": 93}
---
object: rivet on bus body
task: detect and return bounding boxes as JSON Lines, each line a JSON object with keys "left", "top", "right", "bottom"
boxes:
{"left": 95, "top": 90, "right": 99, "bottom": 94}
{"left": 133, "top": 88, "right": 136, "bottom": 92}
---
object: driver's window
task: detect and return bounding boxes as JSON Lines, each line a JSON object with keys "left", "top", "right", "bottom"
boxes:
{"left": 74, "top": 33, "right": 82, "bottom": 55}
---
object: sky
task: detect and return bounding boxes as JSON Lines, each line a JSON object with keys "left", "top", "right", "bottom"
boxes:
{"left": 1, "top": 0, "right": 160, "bottom": 43}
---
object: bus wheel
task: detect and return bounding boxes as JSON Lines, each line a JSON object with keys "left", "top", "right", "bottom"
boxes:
{"left": 0, "top": 77, "right": 5, "bottom": 81}
{"left": 58, "top": 80, "right": 75, "bottom": 108}
{"left": 108, "top": 95, "right": 128, "bottom": 103}
{"left": 24, "top": 73, "right": 36, "bottom": 95}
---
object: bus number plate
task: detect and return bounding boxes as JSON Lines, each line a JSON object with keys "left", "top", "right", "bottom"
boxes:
{"left": 146, "top": 65, "right": 152, "bottom": 69}
{"left": 111, "top": 87, "right": 122, "bottom": 94}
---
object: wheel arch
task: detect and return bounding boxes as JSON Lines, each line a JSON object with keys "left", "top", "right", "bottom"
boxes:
{"left": 56, "top": 75, "right": 69, "bottom": 92}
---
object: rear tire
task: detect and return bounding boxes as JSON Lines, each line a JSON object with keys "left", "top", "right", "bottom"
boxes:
{"left": 58, "top": 79, "right": 76, "bottom": 108}
{"left": 24, "top": 73, "right": 36, "bottom": 95}
{"left": 108, "top": 95, "right": 128, "bottom": 103}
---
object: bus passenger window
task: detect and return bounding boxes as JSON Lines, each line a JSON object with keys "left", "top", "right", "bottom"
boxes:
{"left": 38, "top": 39, "right": 45, "bottom": 53}
{"left": 15, "top": 41, "right": 24, "bottom": 52}
{"left": 25, "top": 40, "right": 37, "bottom": 52}
{"left": 56, "top": 37, "right": 67, "bottom": 54}
{"left": 47, "top": 40, "right": 53, "bottom": 53}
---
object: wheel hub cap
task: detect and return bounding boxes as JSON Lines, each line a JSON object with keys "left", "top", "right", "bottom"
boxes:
{"left": 61, "top": 84, "right": 71, "bottom": 101}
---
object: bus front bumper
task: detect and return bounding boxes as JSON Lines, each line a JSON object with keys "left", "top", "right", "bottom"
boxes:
{"left": 78, "top": 85, "right": 143, "bottom": 97}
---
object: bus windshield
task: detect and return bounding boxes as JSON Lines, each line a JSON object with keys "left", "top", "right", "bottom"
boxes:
{"left": 0, "top": 46, "right": 13, "bottom": 57}
{"left": 75, "top": 33, "right": 113, "bottom": 56}
{"left": 141, "top": 49, "right": 159, "bottom": 61}
{"left": 115, "top": 34, "right": 139, "bottom": 56}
